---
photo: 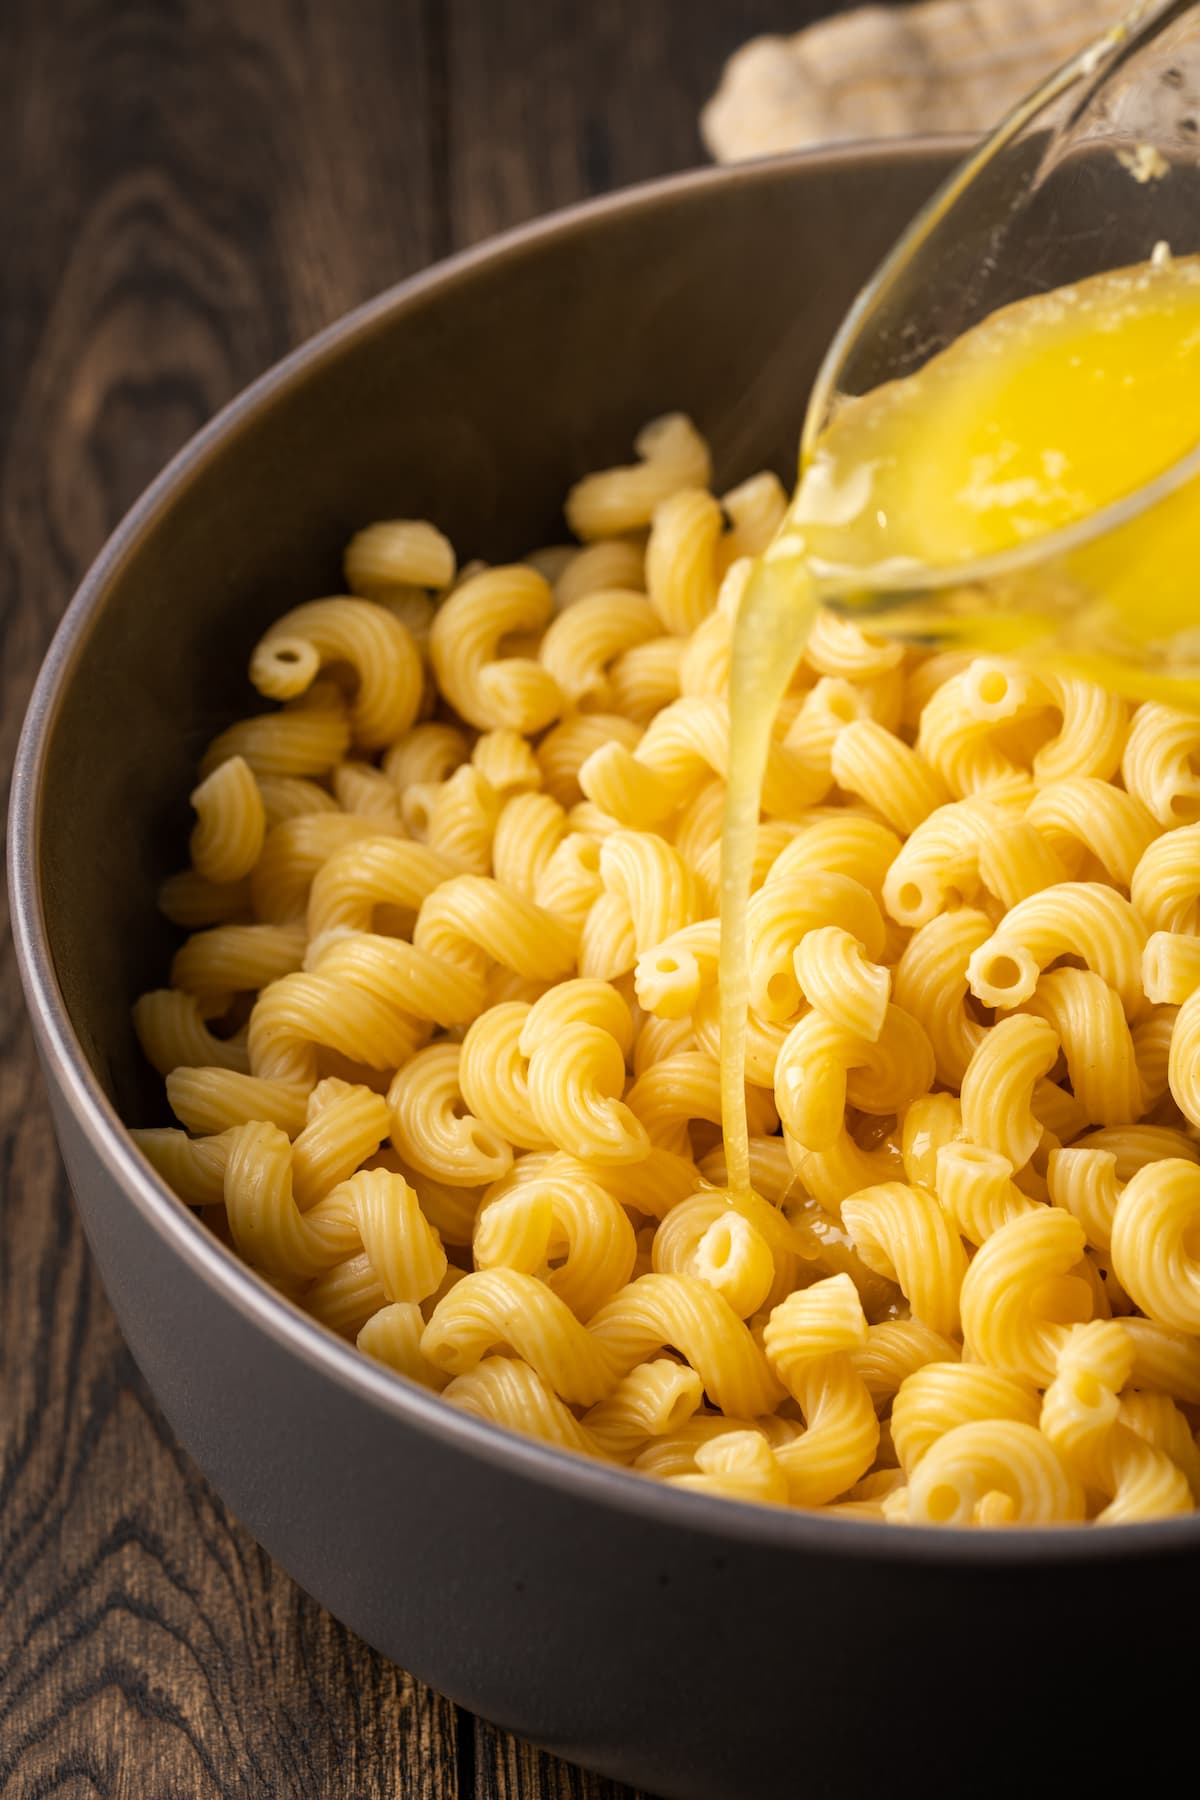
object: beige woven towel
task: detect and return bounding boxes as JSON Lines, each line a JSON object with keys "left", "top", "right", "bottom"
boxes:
{"left": 702, "top": 0, "right": 1128, "bottom": 160}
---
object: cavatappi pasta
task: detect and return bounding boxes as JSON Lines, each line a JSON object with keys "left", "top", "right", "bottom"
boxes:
{"left": 134, "top": 414, "right": 1200, "bottom": 1527}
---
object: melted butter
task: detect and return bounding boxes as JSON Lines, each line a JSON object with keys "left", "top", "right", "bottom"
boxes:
{"left": 720, "top": 253, "right": 1200, "bottom": 1196}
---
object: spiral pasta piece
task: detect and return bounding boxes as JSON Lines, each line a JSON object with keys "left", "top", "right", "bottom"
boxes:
{"left": 133, "top": 990, "right": 249, "bottom": 1077}
{"left": 1022, "top": 968, "right": 1146, "bottom": 1126}
{"left": 1131, "top": 822, "right": 1200, "bottom": 932}
{"left": 344, "top": 518, "right": 455, "bottom": 596}
{"left": 444, "top": 1356, "right": 601, "bottom": 1456}
{"left": 188, "top": 755, "right": 266, "bottom": 885}
{"left": 775, "top": 1005, "right": 935, "bottom": 1152}
{"left": 583, "top": 1360, "right": 704, "bottom": 1460}
{"left": 307, "top": 837, "right": 457, "bottom": 938}
{"left": 474, "top": 1162, "right": 637, "bottom": 1321}
{"left": 388, "top": 1044, "right": 512, "bottom": 1188}
{"left": 249, "top": 598, "right": 423, "bottom": 749}
{"left": 892, "top": 1363, "right": 1040, "bottom": 1475}
{"left": 840, "top": 1183, "right": 968, "bottom": 1337}
{"left": 565, "top": 413, "right": 712, "bottom": 540}
{"left": 966, "top": 883, "right": 1148, "bottom": 1015}
{"left": 960, "top": 1207, "right": 1090, "bottom": 1384}
{"left": 429, "top": 565, "right": 563, "bottom": 733}
{"left": 588, "top": 1273, "right": 785, "bottom": 1416}
{"left": 1121, "top": 701, "right": 1200, "bottom": 825}
{"left": 762, "top": 1276, "right": 879, "bottom": 1506}
{"left": 170, "top": 923, "right": 307, "bottom": 999}
{"left": 1109, "top": 1158, "right": 1200, "bottom": 1331}
{"left": 652, "top": 1192, "right": 777, "bottom": 1319}
{"left": 1168, "top": 988, "right": 1200, "bottom": 1126}
{"left": 959, "top": 1015, "right": 1059, "bottom": 1170}
{"left": 555, "top": 537, "right": 647, "bottom": 606}
{"left": 906, "top": 1420, "right": 1085, "bottom": 1525}
{"left": 1042, "top": 1321, "right": 1192, "bottom": 1524}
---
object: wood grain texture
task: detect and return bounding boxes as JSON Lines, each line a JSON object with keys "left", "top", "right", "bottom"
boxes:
{"left": 1, "top": 2, "right": 837, "bottom": 1794}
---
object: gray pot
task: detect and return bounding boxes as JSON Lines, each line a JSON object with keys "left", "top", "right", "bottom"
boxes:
{"left": 10, "top": 143, "right": 1197, "bottom": 1800}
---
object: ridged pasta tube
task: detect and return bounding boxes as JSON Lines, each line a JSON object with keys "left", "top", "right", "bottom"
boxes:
{"left": 960, "top": 1207, "right": 1090, "bottom": 1384}
{"left": 580, "top": 695, "right": 829, "bottom": 829}
{"left": 1168, "top": 987, "right": 1200, "bottom": 1126}
{"left": 669, "top": 1431, "right": 789, "bottom": 1506}
{"left": 645, "top": 488, "right": 724, "bottom": 634}
{"left": 170, "top": 923, "right": 307, "bottom": 999}
{"left": 748, "top": 870, "right": 885, "bottom": 1023}
{"left": 538, "top": 589, "right": 660, "bottom": 710}
{"left": 247, "top": 932, "right": 477, "bottom": 1084}
{"left": 474, "top": 1164, "right": 637, "bottom": 1321}
{"left": 564, "top": 414, "right": 712, "bottom": 540}
{"left": 762, "top": 1276, "right": 879, "bottom": 1506}
{"left": 158, "top": 869, "right": 252, "bottom": 929}
{"left": 555, "top": 537, "right": 646, "bottom": 606}
{"left": 1026, "top": 778, "right": 1158, "bottom": 887}
{"left": 651, "top": 1192, "right": 777, "bottom": 1319}
{"left": 1041, "top": 1321, "right": 1192, "bottom": 1524}
{"left": 1143, "top": 930, "right": 1200, "bottom": 1005}
{"left": 307, "top": 837, "right": 457, "bottom": 938}
{"left": 189, "top": 755, "right": 266, "bottom": 884}
{"left": 165, "top": 1067, "right": 310, "bottom": 1137}
{"left": 890, "top": 909, "right": 991, "bottom": 1085}
{"left": 200, "top": 695, "right": 351, "bottom": 781}
{"left": 891, "top": 1364, "right": 1040, "bottom": 1475}
{"left": 290, "top": 1078, "right": 391, "bottom": 1208}
{"left": 443, "top": 1356, "right": 601, "bottom": 1456}
{"left": 1109, "top": 1158, "right": 1200, "bottom": 1331}
{"left": 422, "top": 1269, "right": 624, "bottom": 1403}
{"left": 343, "top": 519, "right": 455, "bottom": 596}
{"left": 849, "top": 1320, "right": 961, "bottom": 1410}
{"left": 935, "top": 1143, "right": 1038, "bottom": 1243}
{"left": 1131, "top": 823, "right": 1200, "bottom": 933}
{"left": 840, "top": 1183, "right": 968, "bottom": 1337}
{"left": 132, "top": 1126, "right": 237, "bottom": 1206}
{"left": 906, "top": 1420, "right": 1085, "bottom": 1525}
{"left": 588, "top": 1273, "right": 785, "bottom": 1416}
{"left": 223, "top": 1120, "right": 361, "bottom": 1278}
{"left": 626, "top": 1051, "right": 777, "bottom": 1155}
{"left": 1022, "top": 968, "right": 1146, "bottom": 1126}
{"left": 1121, "top": 702, "right": 1200, "bottom": 825}
{"left": 249, "top": 598, "right": 423, "bottom": 749}
{"left": 132, "top": 990, "right": 249, "bottom": 1077}
{"left": 583, "top": 1360, "right": 704, "bottom": 1460}
{"left": 429, "top": 565, "right": 562, "bottom": 732}
{"left": 414, "top": 874, "right": 577, "bottom": 985}
{"left": 387, "top": 1044, "right": 512, "bottom": 1188}
{"left": 966, "top": 883, "right": 1148, "bottom": 1015}
{"left": 791, "top": 926, "right": 891, "bottom": 1041}
{"left": 959, "top": 1015, "right": 1060, "bottom": 1169}
{"left": 830, "top": 720, "right": 950, "bottom": 834}
{"left": 356, "top": 1301, "right": 449, "bottom": 1389}
{"left": 774, "top": 1005, "right": 935, "bottom": 1152}
{"left": 251, "top": 813, "right": 405, "bottom": 924}
{"left": 766, "top": 812, "right": 901, "bottom": 906}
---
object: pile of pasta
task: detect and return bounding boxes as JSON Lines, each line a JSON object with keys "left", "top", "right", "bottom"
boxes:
{"left": 133, "top": 413, "right": 1200, "bottom": 1527}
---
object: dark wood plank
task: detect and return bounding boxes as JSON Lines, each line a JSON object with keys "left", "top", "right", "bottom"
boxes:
{"left": 443, "top": 0, "right": 817, "bottom": 243}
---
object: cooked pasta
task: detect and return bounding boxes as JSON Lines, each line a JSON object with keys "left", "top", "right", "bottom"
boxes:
{"left": 133, "top": 415, "right": 1200, "bottom": 1528}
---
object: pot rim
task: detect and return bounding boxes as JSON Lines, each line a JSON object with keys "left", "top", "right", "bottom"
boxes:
{"left": 13, "top": 136, "right": 1196, "bottom": 1566}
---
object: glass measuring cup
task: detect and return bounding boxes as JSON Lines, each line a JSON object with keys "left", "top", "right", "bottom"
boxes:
{"left": 776, "top": 0, "right": 1200, "bottom": 702}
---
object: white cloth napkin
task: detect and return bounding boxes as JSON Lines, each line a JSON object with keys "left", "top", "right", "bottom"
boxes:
{"left": 702, "top": 0, "right": 1126, "bottom": 160}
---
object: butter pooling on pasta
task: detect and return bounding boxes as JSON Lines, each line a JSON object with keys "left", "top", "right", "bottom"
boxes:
{"left": 133, "top": 413, "right": 1200, "bottom": 1525}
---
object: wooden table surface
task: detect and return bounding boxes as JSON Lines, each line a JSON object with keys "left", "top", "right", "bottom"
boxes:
{"left": 0, "top": 3, "right": 856, "bottom": 1795}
